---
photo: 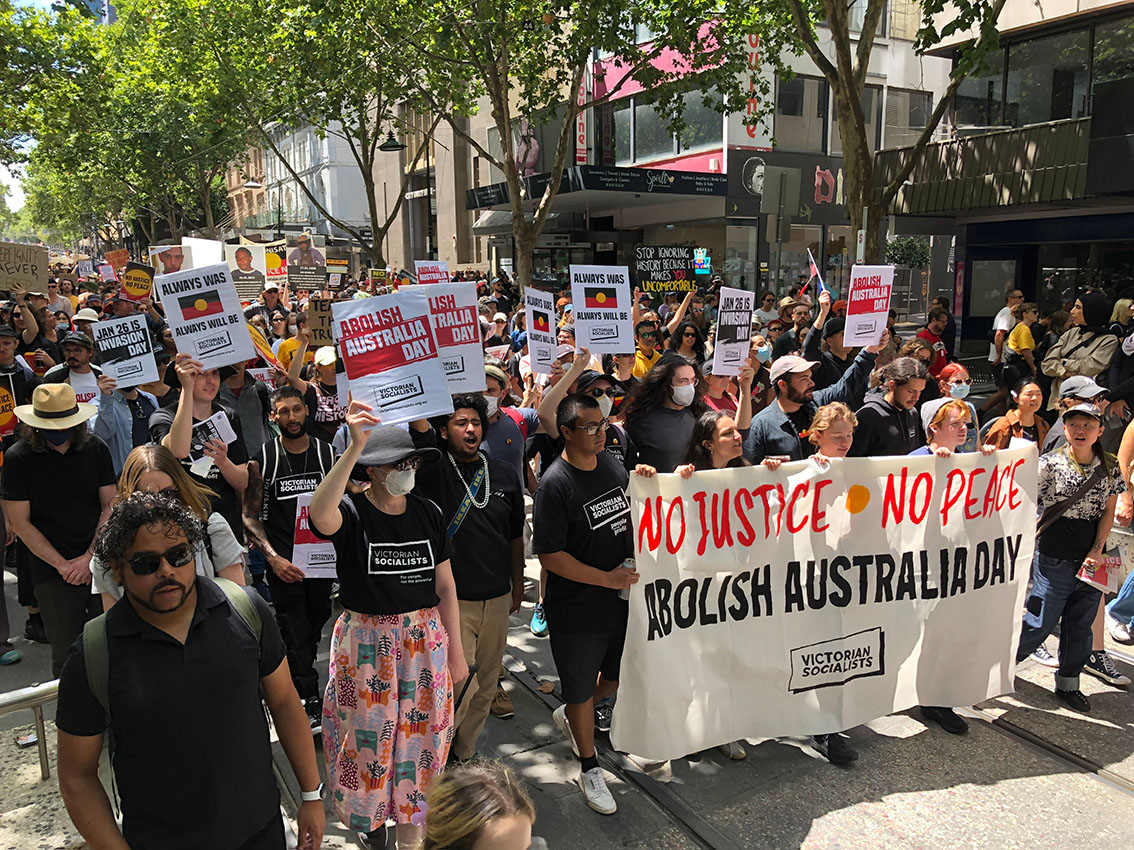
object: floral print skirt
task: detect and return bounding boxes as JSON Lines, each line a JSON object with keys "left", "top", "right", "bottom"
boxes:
{"left": 322, "top": 607, "right": 453, "bottom": 832}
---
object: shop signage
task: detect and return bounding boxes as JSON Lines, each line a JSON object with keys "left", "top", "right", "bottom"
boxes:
{"left": 726, "top": 150, "right": 850, "bottom": 226}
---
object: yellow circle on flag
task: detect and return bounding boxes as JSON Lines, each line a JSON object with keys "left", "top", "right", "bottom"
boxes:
{"left": 194, "top": 298, "right": 208, "bottom": 312}
{"left": 846, "top": 484, "right": 871, "bottom": 514}
{"left": 596, "top": 292, "right": 606, "bottom": 304}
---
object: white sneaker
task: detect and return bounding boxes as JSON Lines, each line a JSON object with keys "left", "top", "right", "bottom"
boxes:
{"left": 716, "top": 740, "right": 747, "bottom": 760}
{"left": 553, "top": 704, "right": 579, "bottom": 756}
{"left": 1106, "top": 611, "right": 1132, "bottom": 643}
{"left": 578, "top": 766, "right": 617, "bottom": 815}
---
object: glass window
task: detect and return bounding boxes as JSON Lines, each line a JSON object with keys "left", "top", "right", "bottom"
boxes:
{"left": 613, "top": 100, "right": 632, "bottom": 166}
{"left": 1004, "top": 31, "right": 1089, "bottom": 126}
{"left": 955, "top": 49, "right": 1005, "bottom": 126}
{"left": 1093, "top": 15, "right": 1134, "bottom": 89}
{"left": 848, "top": 0, "right": 887, "bottom": 36}
{"left": 884, "top": 89, "right": 932, "bottom": 149}
{"left": 634, "top": 98, "right": 676, "bottom": 162}
{"left": 768, "top": 224, "right": 822, "bottom": 292}
{"left": 826, "top": 226, "right": 853, "bottom": 295}
{"left": 831, "top": 85, "right": 882, "bottom": 154}
{"left": 774, "top": 76, "right": 827, "bottom": 152}
{"left": 679, "top": 90, "right": 722, "bottom": 153}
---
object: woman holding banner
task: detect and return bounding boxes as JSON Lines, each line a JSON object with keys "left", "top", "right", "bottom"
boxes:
{"left": 308, "top": 403, "right": 467, "bottom": 849}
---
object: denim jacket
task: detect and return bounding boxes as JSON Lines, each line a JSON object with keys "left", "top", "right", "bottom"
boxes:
{"left": 92, "top": 389, "right": 158, "bottom": 473}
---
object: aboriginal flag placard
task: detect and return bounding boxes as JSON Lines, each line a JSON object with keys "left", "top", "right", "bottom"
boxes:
{"left": 570, "top": 265, "right": 633, "bottom": 354}
{"left": 154, "top": 263, "right": 254, "bottom": 370}
{"left": 525, "top": 287, "right": 557, "bottom": 375}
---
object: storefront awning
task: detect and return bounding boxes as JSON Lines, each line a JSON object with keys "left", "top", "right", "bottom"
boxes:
{"left": 471, "top": 210, "right": 567, "bottom": 236}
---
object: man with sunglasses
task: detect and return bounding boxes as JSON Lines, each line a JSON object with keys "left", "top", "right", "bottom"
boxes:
{"left": 56, "top": 493, "right": 325, "bottom": 850}
{"left": 408, "top": 393, "right": 525, "bottom": 761}
{"left": 631, "top": 320, "right": 660, "bottom": 378}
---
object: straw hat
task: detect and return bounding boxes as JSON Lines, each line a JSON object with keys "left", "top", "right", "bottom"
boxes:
{"left": 15, "top": 384, "right": 97, "bottom": 430}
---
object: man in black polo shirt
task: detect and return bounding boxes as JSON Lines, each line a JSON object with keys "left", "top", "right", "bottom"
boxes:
{"left": 533, "top": 393, "right": 638, "bottom": 816}
{"left": 1, "top": 383, "right": 116, "bottom": 676}
{"left": 410, "top": 393, "right": 525, "bottom": 761}
{"left": 244, "top": 386, "right": 338, "bottom": 728}
{"left": 56, "top": 493, "right": 325, "bottom": 850}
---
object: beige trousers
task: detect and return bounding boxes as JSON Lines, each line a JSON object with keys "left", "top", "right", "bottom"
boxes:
{"left": 451, "top": 592, "right": 512, "bottom": 759}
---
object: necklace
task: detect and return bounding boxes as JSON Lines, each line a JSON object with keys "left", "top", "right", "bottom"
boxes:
{"left": 448, "top": 450, "right": 490, "bottom": 509}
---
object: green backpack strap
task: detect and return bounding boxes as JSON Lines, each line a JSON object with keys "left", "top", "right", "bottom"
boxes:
{"left": 213, "top": 577, "right": 262, "bottom": 646}
{"left": 82, "top": 613, "right": 111, "bottom": 724}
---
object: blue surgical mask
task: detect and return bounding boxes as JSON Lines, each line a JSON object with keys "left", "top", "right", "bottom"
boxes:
{"left": 949, "top": 383, "right": 970, "bottom": 400}
{"left": 756, "top": 345, "right": 772, "bottom": 364}
{"left": 41, "top": 427, "right": 74, "bottom": 446}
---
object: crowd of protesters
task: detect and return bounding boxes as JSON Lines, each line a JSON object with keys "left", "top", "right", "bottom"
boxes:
{"left": 0, "top": 256, "right": 1132, "bottom": 850}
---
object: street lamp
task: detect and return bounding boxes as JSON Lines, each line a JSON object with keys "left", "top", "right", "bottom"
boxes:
{"left": 380, "top": 129, "right": 434, "bottom": 259}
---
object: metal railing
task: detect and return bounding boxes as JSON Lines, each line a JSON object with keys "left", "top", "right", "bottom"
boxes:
{"left": 0, "top": 679, "right": 59, "bottom": 780}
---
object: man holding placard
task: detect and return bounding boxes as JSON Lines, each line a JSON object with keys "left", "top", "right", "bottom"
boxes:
{"left": 243, "top": 385, "right": 338, "bottom": 730}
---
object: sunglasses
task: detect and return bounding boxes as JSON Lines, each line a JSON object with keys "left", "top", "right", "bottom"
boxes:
{"left": 948, "top": 378, "right": 973, "bottom": 386}
{"left": 639, "top": 330, "right": 657, "bottom": 339}
{"left": 126, "top": 543, "right": 195, "bottom": 576}
{"left": 585, "top": 387, "right": 619, "bottom": 399}
{"left": 683, "top": 331, "right": 697, "bottom": 338}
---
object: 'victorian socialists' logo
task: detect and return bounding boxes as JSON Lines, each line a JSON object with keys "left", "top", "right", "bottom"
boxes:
{"left": 788, "top": 627, "right": 885, "bottom": 693}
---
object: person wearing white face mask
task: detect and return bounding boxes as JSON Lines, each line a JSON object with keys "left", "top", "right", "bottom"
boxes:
{"left": 622, "top": 353, "right": 707, "bottom": 473}
{"left": 308, "top": 407, "right": 468, "bottom": 850}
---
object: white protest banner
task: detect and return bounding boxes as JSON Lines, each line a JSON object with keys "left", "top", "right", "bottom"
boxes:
{"left": 75, "top": 258, "right": 94, "bottom": 279}
{"left": 524, "top": 288, "right": 556, "bottom": 375}
{"left": 331, "top": 287, "right": 453, "bottom": 426}
{"left": 0, "top": 242, "right": 49, "bottom": 295}
{"left": 711, "top": 287, "right": 755, "bottom": 377}
{"left": 153, "top": 263, "right": 255, "bottom": 370}
{"left": 97, "top": 263, "right": 116, "bottom": 283}
{"left": 403, "top": 282, "right": 484, "bottom": 392}
{"left": 183, "top": 237, "right": 225, "bottom": 270}
{"left": 248, "top": 367, "right": 273, "bottom": 386}
{"left": 92, "top": 315, "right": 159, "bottom": 387}
{"left": 413, "top": 260, "right": 450, "bottom": 286}
{"left": 570, "top": 265, "right": 633, "bottom": 354}
{"left": 293, "top": 493, "right": 337, "bottom": 578}
{"left": 611, "top": 447, "right": 1037, "bottom": 761}
{"left": 844, "top": 264, "right": 895, "bottom": 347}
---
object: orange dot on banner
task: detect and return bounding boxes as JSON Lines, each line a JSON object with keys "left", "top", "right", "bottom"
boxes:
{"left": 265, "top": 254, "right": 282, "bottom": 271}
{"left": 194, "top": 298, "right": 208, "bottom": 312}
{"left": 846, "top": 485, "right": 871, "bottom": 514}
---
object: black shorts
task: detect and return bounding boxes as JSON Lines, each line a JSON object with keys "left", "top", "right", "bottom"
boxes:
{"left": 993, "top": 361, "right": 1008, "bottom": 388}
{"left": 549, "top": 627, "right": 626, "bottom": 704}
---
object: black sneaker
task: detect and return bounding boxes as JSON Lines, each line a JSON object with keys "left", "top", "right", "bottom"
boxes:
{"left": 23, "top": 615, "right": 47, "bottom": 645}
{"left": 594, "top": 703, "right": 613, "bottom": 733}
{"left": 1054, "top": 689, "right": 1091, "bottom": 712}
{"left": 919, "top": 705, "right": 969, "bottom": 735}
{"left": 304, "top": 698, "right": 323, "bottom": 733}
{"left": 812, "top": 733, "right": 859, "bottom": 764}
{"left": 1084, "top": 651, "right": 1131, "bottom": 687}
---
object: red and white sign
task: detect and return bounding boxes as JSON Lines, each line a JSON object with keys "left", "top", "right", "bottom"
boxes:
{"left": 844, "top": 264, "right": 895, "bottom": 347}
{"left": 413, "top": 260, "right": 450, "bottom": 286}
{"left": 331, "top": 287, "right": 452, "bottom": 425}
{"left": 293, "top": 493, "right": 337, "bottom": 578}
{"left": 575, "top": 72, "right": 589, "bottom": 165}
{"left": 404, "top": 282, "right": 485, "bottom": 393}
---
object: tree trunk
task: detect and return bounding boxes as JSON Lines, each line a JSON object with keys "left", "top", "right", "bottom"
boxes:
{"left": 513, "top": 230, "right": 535, "bottom": 295}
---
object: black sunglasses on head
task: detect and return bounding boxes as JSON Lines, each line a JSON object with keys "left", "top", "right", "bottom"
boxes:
{"left": 126, "top": 543, "right": 195, "bottom": 576}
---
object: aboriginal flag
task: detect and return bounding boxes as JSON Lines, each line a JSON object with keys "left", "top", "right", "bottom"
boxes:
{"left": 584, "top": 287, "right": 618, "bottom": 309}
{"left": 179, "top": 290, "right": 224, "bottom": 320}
{"left": 532, "top": 310, "right": 551, "bottom": 333}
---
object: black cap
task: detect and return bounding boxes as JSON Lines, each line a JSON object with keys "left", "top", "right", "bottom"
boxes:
{"left": 575, "top": 370, "right": 608, "bottom": 391}
{"left": 823, "top": 317, "right": 847, "bottom": 340}
{"left": 61, "top": 331, "right": 94, "bottom": 349}
{"left": 0, "top": 326, "right": 17, "bottom": 339}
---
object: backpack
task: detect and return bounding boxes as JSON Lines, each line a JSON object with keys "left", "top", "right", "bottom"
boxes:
{"left": 82, "top": 577, "right": 261, "bottom": 724}
{"left": 500, "top": 406, "right": 529, "bottom": 441}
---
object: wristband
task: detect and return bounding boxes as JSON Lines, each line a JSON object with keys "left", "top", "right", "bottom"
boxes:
{"left": 300, "top": 783, "right": 323, "bottom": 803}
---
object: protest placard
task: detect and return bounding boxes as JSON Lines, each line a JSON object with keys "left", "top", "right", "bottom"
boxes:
{"left": 75, "top": 258, "right": 93, "bottom": 279}
{"left": 633, "top": 246, "right": 697, "bottom": 293}
{"left": 485, "top": 343, "right": 511, "bottom": 362}
{"left": 0, "top": 242, "right": 49, "bottom": 295}
{"left": 331, "top": 287, "right": 452, "bottom": 425}
{"left": 264, "top": 240, "right": 288, "bottom": 285}
{"left": 97, "top": 263, "right": 116, "bottom": 283}
{"left": 404, "top": 282, "right": 484, "bottom": 392}
{"left": 369, "top": 268, "right": 389, "bottom": 291}
{"left": 570, "top": 265, "right": 634, "bottom": 354}
{"left": 149, "top": 245, "right": 186, "bottom": 275}
{"left": 119, "top": 262, "right": 155, "bottom": 303}
{"left": 225, "top": 243, "right": 267, "bottom": 292}
{"left": 153, "top": 264, "right": 254, "bottom": 370}
{"left": 183, "top": 237, "right": 224, "bottom": 270}
{"left": 611, "top": 447, "right": 1037, "bottom": 761}
{"left": 413, "top": 260, "right": 449, "bottom": 286}
{"left": 293, "top": 493, "right": 337, "bottom": 578}
{"left": 104, "top": 248, "right": 130, "bottom": 271}
{"left": 0, "top": 374, "right": 16, "bottom": 440}
{"left": 524, "top": 288, "right": 557, "bottom": 375}
{"left": 92, "top": 314, "right": 159, "bottom": 387}
{"left": 248, "top": 367, "right": 273, "bottom": 386}
{"left": 844, "top": 264, "right": 895, "bottom": 347}
{"left": 710, "top": 287, "right": 755, "bottom": 376}
{"left": 247, "top": 322, "right": 285, "bottom": 371}
{"left": 287, "top": 234, "right": 326, "bottom": 290}
{"left": 307, "top": 295, "right": 335, "bottom": 345}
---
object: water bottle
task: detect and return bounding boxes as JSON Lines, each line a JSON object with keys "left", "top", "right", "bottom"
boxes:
{"left": 618, "top": 557, "right": 636, "bottom": 601}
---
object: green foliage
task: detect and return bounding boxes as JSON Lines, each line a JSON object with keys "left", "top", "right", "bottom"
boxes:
{"left": 885, "top": 235, "right": 931, "bottom": 268}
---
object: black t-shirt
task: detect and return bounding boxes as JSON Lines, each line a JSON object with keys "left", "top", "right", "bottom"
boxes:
{"left": 56, "top": 578, "right": 286, "bottom": 850}
{"left": 303, "top": 382, "right": 347, "bottom": 444}
{"left": 0, "top": 435, "right": 116, "bottom": 584}
{"left": 253, "top": 437, "right": 336, "bottom": 561}
{"left": 311, "top": 491, "right": 451, "bottom": 615}
{"left": 411, "top": 430, "right": 525, "bottom": 601}
{"left": 531, "top": 452, "right": 631, "bottom": 633}
{"left": 627, "top": 407, "right": 696, "bottom": 473}
{"left": 148, "top": 405, "right": 250, "bottom": 543}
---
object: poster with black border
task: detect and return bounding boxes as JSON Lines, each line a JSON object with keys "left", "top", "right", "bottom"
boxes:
{"left": 524, "top": 287, "right": 556, "bottom": 374}
{"left": 154, "top": 263, "right": 255, "bottom": 369}
{"left": 92, "top": 314, "right": 160, "bottom": 387}
{"left": 570, "top": 264, "right": 633, "bottom": 354}
{"left": 710, "top": 287, "right": 755, "bottom": 377}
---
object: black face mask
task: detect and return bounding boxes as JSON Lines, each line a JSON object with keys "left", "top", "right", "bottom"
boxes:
{"left": 41, "top": 427, "right": 74, "bottom": 446}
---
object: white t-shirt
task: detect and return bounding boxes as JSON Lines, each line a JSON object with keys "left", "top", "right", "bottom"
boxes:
{"left": 91, "top": 512, "right": 244, "bottom": 601}
{"left": 988, "top": 306, "right": 1016, "bottom": 362}
{"left": 754, "top": 308, "right": 780, "bottom": 325}
{"left": 68, "top": 369, "right": 100, "bottom": 405}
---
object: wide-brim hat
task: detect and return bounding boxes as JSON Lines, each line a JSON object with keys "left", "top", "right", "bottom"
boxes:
{"left": 15, "top": 384, "right": 97, "bottom": 430}
{"left": 356, "top": 425, "right": 440, "bottom": 469}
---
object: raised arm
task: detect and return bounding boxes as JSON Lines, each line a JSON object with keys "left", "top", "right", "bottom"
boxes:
{"left": 537, "top": 347, "right": 589, "bottom": 435}
{"left": 161, "top": 354, "right": 200, "bottom": 459}
{"left": 666, "top": 291, "right": 695, "bottom": 335}
{"left": 309, "top": 400, "right": 378, "bottom": 536}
